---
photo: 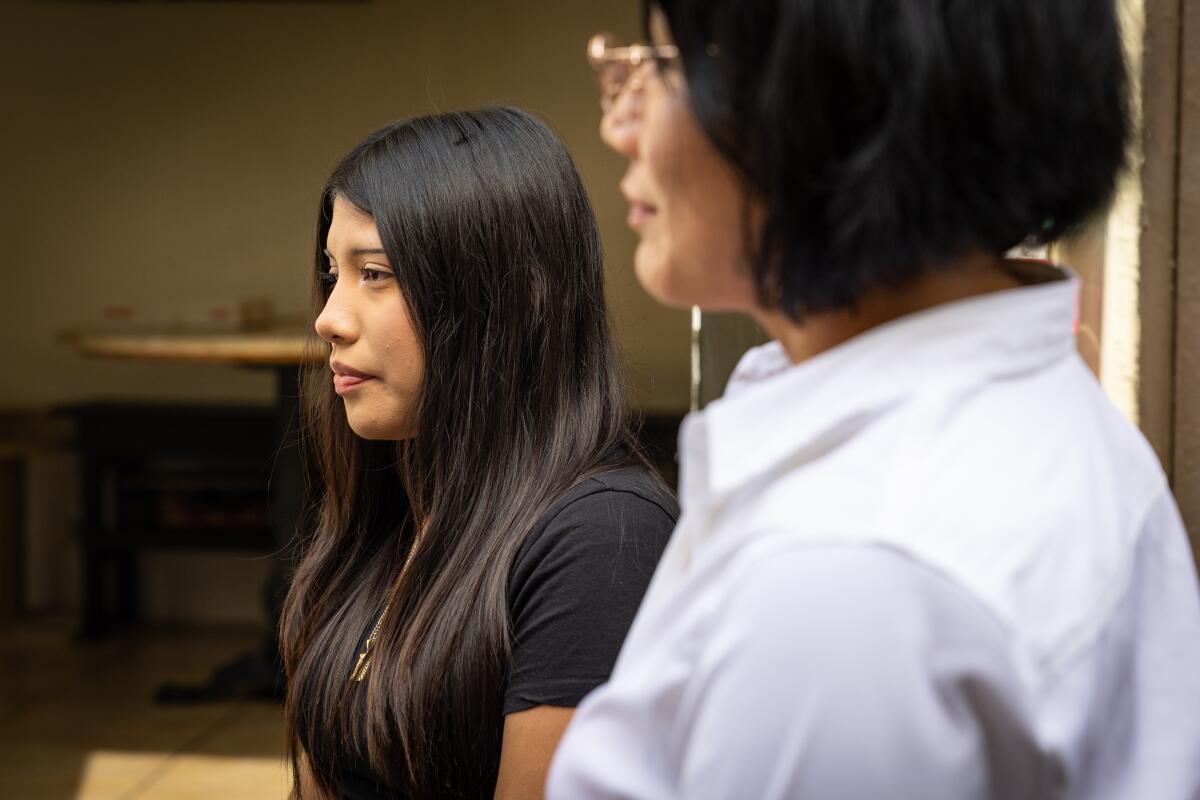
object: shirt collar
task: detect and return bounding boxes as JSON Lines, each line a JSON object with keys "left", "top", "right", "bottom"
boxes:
{"left": 686, "top": 261, "right": 1079, "bottom": 504}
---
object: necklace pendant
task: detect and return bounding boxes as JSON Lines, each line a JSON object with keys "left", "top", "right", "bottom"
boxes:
{"left": 351, "top": 652, "right": 369, "bottom": 682}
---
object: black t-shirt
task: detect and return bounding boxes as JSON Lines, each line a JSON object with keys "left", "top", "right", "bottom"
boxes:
{"left": 337, "top": 466, "right": 677, "bottom": 799}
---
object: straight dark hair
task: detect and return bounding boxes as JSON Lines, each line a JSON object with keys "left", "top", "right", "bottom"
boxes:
{"left": 281, "top": 107, "right": 636, "bottom": 798}
{"left": 649, "top": 0, "right": 1131, "bottom": 319}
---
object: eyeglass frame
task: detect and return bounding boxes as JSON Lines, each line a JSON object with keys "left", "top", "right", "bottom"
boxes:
{"left": 587, "top": 33, "right": 681, "bottom": 112}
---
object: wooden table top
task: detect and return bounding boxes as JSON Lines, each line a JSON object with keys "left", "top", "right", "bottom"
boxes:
{"left": 63, "top": 322, "right": 324, "bottom": 367}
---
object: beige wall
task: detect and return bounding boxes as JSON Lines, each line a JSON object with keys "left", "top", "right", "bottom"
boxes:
{"left": 0, "top": 0, "right": 691, "bottom": 414}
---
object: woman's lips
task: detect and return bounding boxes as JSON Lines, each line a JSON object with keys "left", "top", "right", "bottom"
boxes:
{"left": 333, "top": 374, "right": 374, "bottom": 395}
{"left": 620, "top": 178, "right": 658, "bottom": 230}
{"left": 330, "top": 360, "right": 377, "bottom": 395}
{"left": 627, "top": 202, "right": 658, "bottom": 229}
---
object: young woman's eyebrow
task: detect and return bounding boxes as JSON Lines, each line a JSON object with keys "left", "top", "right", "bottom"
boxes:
{"left": 323, "top": 247, "right": 388, "bottom": 260}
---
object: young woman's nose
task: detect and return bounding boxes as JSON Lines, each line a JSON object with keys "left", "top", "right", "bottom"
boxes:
{"left": 314, "top": 284, "right": 359, "bottom": 345}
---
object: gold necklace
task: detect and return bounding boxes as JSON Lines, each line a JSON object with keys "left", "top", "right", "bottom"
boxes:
{"left": 349, "top": 540, "right": 418, "bottom": 683}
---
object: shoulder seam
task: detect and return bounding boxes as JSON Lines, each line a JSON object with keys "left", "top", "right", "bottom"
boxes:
{"left": 543, "top": 481, "right": 678, "bottom": 533}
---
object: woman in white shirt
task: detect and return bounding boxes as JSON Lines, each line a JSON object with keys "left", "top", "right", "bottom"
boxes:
{"left": 550, "top": 1, "right": 1200, "bottom": 798}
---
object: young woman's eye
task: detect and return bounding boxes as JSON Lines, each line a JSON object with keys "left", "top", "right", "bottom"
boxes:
{"left": 362, "top": 267, "right": 393, "bottom": 284}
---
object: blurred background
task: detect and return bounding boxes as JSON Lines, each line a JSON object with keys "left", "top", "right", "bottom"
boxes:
{"left": 0, "top": 0, "right": 1198, "bottom": 797}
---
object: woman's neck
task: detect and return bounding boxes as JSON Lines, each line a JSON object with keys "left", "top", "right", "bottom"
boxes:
{"left": 754, "top": 251, "right": 1023, "bottom": 365}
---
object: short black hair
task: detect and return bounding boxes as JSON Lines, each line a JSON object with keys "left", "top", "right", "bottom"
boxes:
{"left": 649, "top": 0, "right": 1131, "bottom": 319}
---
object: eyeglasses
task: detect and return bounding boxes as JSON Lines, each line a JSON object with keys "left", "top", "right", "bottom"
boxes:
{"left": 587, "top": 32, "right": 680, "bottom": 112}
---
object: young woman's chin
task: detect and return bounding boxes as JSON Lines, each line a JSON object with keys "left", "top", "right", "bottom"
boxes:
{"left": 344, "top": 408, "right": 415, "bottom": 442}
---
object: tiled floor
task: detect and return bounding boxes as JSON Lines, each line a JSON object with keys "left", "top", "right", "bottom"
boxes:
{"left": 0, "top": 619, "right": 291, "bottom": 799}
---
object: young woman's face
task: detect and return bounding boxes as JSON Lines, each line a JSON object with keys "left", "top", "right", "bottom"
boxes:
{"left": 611, "top": 10, "right": 761, "bottom": 311}
{"left": 315, "top": 195, "right": 424, "bottom": 440}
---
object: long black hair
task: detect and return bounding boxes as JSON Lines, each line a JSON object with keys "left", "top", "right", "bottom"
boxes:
{"left": 281, "top": 106, "right": 635, "bottom": 798}
{"left": 650, "top": 0, "right": 1131, "bottom": 319}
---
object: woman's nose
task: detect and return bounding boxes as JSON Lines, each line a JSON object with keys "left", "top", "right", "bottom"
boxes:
{"left": 314, "top": 284, "right": 358, "bottom": 345}
{"left": 600, "top": 78, "right": 644, "bottom": 158}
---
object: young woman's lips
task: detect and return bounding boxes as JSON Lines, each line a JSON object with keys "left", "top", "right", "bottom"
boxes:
{"left": 333, "top": 374, "right": 374, "bottom": 395}
{"left": 331, "top": 361, "right": 377, "bottom": 395}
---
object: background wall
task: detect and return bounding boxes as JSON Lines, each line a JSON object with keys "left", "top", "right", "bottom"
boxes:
{"left": 0, "top": 0, "right": 691, "bottom": 413}
{"left": 0, "top": 0, "right": 691, "bottom": 623}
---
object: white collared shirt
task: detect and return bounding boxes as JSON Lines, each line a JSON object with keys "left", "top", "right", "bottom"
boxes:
{"left": 548, "top": 264, "right": 1200, "bottom": 799}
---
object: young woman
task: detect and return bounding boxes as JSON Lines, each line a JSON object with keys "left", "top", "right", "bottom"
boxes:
{"left": 552, "top": 2, "right": 1200, "bottom": 798}
{"left": 281, "top": 107, "right": 677, "bottom": 800}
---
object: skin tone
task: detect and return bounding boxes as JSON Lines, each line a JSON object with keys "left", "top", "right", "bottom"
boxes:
{"left": 312, "top": 195, "right": 568, "bottom": 800}
{"left": 495, "top": 707, "right": 576, "bottom": 800}
{"left": 606, "top": 10, "right": 1022, "bottom": 366}
{"left": 615, "top": 39, "right": 760, "bottom": 311}
{"left": 316, "top": 196, "right": 424, "bottom": 441}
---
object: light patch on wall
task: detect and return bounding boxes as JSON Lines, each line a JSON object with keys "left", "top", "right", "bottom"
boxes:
{"left": 1099, "top": 0, "right": 1148, "bottom": 427}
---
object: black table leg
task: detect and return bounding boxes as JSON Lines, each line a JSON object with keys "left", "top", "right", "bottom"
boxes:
{"left": 77, "top": 455, "right": 109, "bottom": 640}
